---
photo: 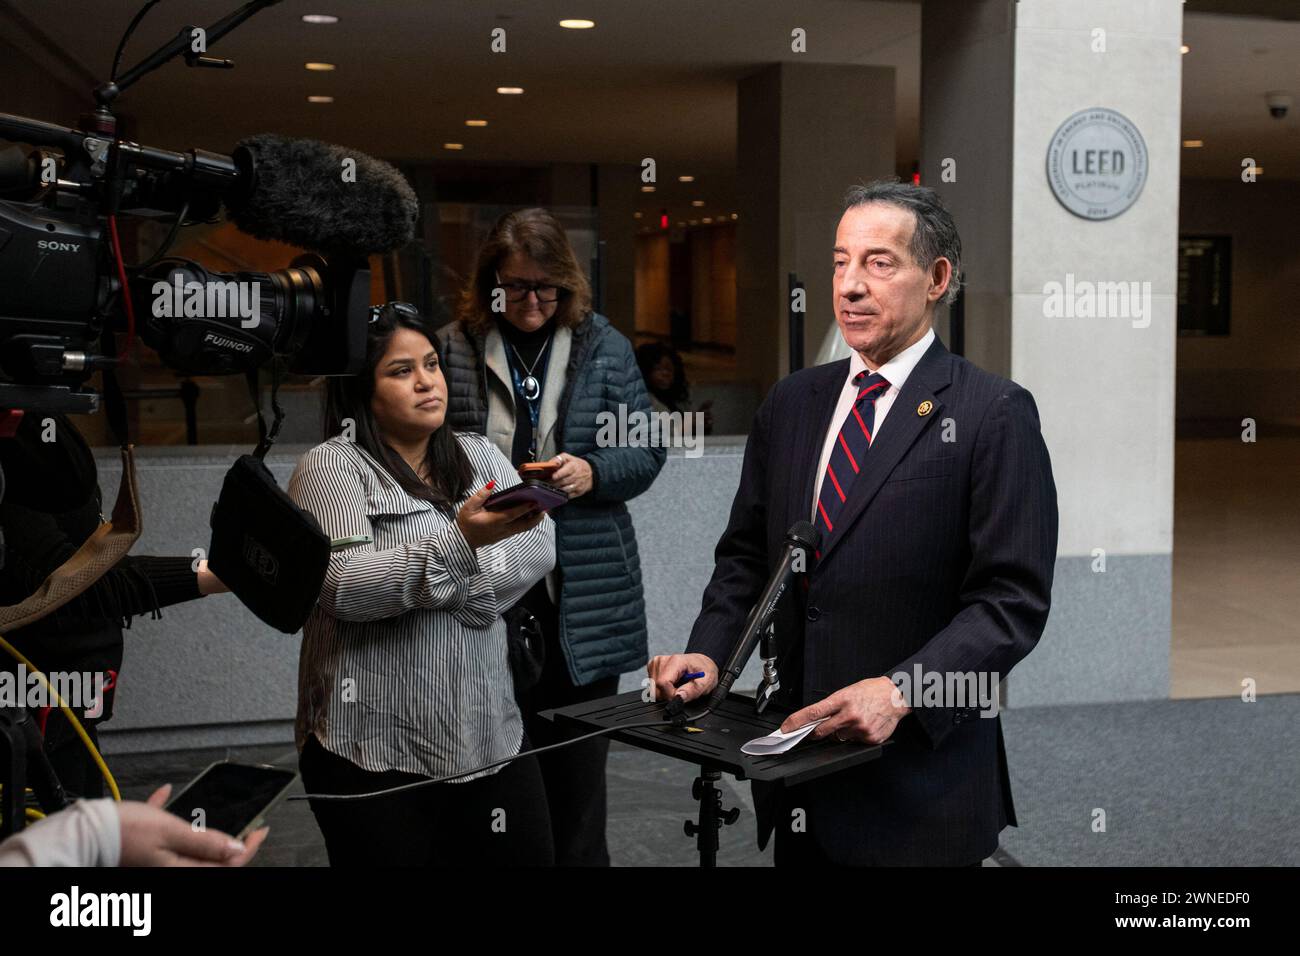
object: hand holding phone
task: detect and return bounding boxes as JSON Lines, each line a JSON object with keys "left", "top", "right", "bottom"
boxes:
{"left": 457, "top": 481, "right": 549, "bottom": 548}
{"left": 550, "top": 454, "right": 594, "bottom": 497}
{"left": 518, "top": 460, "right": 560, "bottom": 481}
{"left": 483, "top": 481, "right": 568, "bottom": 513}
{"left": 121, "top": 783, "right": 267, "bottom": 866}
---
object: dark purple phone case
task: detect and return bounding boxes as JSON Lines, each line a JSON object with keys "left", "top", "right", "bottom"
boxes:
{"left": 482, "top": 480, "right": 568, "bottom": 512}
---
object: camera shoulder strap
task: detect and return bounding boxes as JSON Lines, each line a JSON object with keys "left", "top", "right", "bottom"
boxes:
{"left": 245, "top": 363, "right": 284, "bottom": 461}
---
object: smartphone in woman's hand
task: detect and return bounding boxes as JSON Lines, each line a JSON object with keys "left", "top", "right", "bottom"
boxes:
{"left": 483, "top": 482, "right": 568, "bottom": 512}
{"left": 518, "top": 460, "right": 560, "bottom": 482}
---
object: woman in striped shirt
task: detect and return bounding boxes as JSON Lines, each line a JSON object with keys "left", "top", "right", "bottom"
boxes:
{"left": 288, "top": 302, "right": 557, "bottom": 866}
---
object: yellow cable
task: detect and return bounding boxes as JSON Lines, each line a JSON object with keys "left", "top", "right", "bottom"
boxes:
{"left": 0, "top": 632, "right": 121, "bottom": 801}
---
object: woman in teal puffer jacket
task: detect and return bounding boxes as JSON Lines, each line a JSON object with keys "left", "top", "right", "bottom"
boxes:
{"left": 437, "top": 207, "right": 665, "bottom": 866}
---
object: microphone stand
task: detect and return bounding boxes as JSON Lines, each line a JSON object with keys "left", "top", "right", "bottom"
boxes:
{"left": 682, "top": 614, "right": 779, "bottom": 863}
{"left": 755, "top": 620, "right": 779, "bottom": 715}
{"left": 666, "top": 589, "right": 786, "bottom": 726}
{"left": 543, "top": 522, "right": 886, "bottom": 867}
{"left": 664, "top": 524, "right": 816, "bottom": 860}
{"left": 664, "top": 600, "right": 762, "bottom": 864}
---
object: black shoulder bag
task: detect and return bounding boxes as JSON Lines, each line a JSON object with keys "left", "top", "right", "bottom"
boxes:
{"left": 207, "top": 366, "right": 330, "bottom": 633}
{"left": 505, "top": 602, "right": 547, "bottom": 694}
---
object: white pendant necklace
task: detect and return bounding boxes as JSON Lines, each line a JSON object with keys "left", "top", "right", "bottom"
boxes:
{"left": 511, "top": 336, "right": 553, "bottom": 402}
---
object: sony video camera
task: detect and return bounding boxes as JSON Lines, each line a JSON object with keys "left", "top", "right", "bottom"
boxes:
{"left": 0, "top": 0, "right": 417, "bottom": 417}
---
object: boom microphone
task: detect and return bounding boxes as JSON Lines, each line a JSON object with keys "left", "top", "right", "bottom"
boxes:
{"left": 227, "top": 134, "right": 419, "bottom": 257}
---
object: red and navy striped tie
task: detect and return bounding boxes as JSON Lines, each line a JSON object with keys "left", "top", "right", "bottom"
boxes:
{"left": 815, "top": 371, "right": 891, "bottom": 539}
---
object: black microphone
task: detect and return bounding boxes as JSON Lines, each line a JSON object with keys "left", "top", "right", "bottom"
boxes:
{"left": 227, "top": 134, "right": 419, "bottom": 256}
{"left": 695, "top": 520, "right": 820, "bottom": 716}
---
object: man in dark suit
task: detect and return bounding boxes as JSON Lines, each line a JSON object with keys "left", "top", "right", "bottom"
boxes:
{"left": 648, "top": 181, "right": 1058, "bottom": 866}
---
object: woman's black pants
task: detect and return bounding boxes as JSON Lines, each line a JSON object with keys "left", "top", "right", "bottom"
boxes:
{"left": 299, "top": 734, "right": 555, "bottom": 867}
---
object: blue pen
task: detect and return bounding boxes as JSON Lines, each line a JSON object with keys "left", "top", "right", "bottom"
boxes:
{"left": 676, "top": 671, "right": 706, "bottom": 686}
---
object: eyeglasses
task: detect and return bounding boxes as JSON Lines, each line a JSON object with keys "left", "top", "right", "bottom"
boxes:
{"left": 494, "top": 270, "right": 565, "bottom": 304}
{"left": 368, "top": 301, "right": 421, "bottom": 324}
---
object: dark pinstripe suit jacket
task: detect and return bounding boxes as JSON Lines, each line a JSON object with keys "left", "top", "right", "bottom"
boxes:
{"left": 686, "top": 334, "right": 1058, "bottom": 865}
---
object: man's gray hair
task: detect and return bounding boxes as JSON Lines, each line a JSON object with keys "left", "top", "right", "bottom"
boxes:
{"left": 843, "top": 180, "right": 963, "bottom": 306}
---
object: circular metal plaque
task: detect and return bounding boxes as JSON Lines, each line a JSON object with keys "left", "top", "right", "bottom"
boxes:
{"left": 1046, "top": 107, "right": 1148, "bottom": 220}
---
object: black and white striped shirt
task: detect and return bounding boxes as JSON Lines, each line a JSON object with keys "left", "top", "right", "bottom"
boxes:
{"left": 287, "top": 431, "right": 555, "bottom": 781}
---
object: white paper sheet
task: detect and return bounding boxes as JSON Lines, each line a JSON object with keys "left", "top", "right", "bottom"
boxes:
{"left": 740, "top": 718, "right": 828, "bottom": 756}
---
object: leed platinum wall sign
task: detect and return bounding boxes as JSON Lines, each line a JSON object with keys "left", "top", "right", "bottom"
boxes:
{"left": 1046, "top": 108, "right": 1148, "bottom": 220}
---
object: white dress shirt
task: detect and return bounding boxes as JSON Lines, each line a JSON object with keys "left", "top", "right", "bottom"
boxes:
{"left": 811, "top": 326, "right": 936, "bottom": 519}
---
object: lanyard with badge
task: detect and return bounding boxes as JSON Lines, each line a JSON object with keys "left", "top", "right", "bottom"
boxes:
{"left": 507, "top": 336, "right": 554, "bottom": 461}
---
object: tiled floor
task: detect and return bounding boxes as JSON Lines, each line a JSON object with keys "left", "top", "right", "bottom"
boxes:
{"left": 1171, "top": 435, "right": 1300, "bottom": 698}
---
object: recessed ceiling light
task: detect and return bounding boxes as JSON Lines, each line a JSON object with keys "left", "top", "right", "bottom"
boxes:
{"left": 1180, "top": 44, "right": 1190, "bottom": 54}
{"left": 496, "top": 87, "right": 524, "bottom": 95}
{"left": 307, "top": 95, "right": 334, "bottom": 103}
{"left": 678, "top": 175, "right": 694, "bottom": 182}
{"left": 444, "top": 143, "right": 464, "bottom": 150}
{"left": 302, "top": 14, "right": 338, "bottom": 25}
{"left": 465, "top": 119, "right": 488, "bottom": 127}
{"left": 641, "top": 185, "right": 655, "bottom": 193}
{"left": 633, "top": 211, "right": 642, "bottom": 219}
{"left": 559, "top": 19, "right": 595, "bottom": 29}
{"left": 1183, "top": 139, "right": 1203, "bottom": 148}
{"left": 676, "top": 221, "right": 685, "bottom": 227}
{"left": 688, "top": 219, "right": 698, "bottom": 226}
{"left": 702, "top": 217, "right": 713, "bottom": 224}
{"left": 305, "top": 62, "right": 335, "bottom": 71}
{"left": 731, "top": 213, "right": 738, "bottom": 220}
{"left": 691, "top": 200, "right": 705, "bottom": 207}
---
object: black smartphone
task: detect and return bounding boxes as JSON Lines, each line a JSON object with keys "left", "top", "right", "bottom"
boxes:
{"left": 483, "top": 479, "right": 568, "bottom": 512}
{"left": 164, "top": 761, "right": 298, "bottom": 840}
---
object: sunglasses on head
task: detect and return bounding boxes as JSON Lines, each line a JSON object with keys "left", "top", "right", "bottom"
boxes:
{"left": 367, "top": 301, "right": 422, "bottom": 324}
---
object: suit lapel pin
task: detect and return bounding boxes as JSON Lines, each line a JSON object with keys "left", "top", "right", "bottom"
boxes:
{"left": 917, "top": 400, "right": 934, "bottom": 417}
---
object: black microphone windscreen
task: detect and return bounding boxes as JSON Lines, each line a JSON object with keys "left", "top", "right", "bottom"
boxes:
{"left": 787, "top": 519, "right": 820, "bottom": 550}
{"left": 229, "top": 134, "right": 418, "bottom": 256}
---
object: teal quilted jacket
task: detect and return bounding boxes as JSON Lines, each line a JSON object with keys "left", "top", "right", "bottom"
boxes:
{"left": 436, "top": 313, "right": 665, "bottom": 684}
